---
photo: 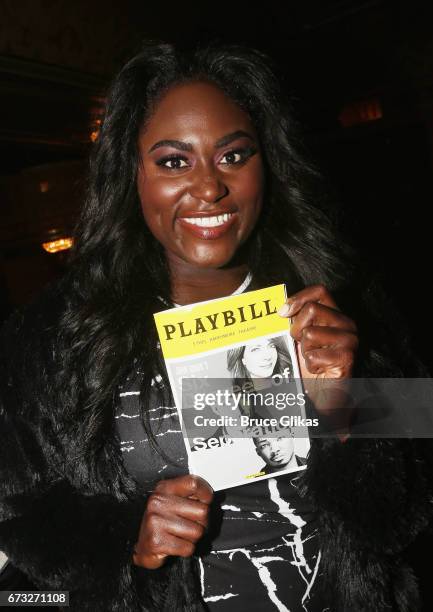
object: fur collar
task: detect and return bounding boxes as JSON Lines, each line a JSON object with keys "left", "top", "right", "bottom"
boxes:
{"left": 0, "top": 283, "right": 432, "bottom": 611}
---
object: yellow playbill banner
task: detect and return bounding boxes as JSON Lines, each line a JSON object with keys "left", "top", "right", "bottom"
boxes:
{"left": 154, "top": 284, "right": 289, "bottom": 360}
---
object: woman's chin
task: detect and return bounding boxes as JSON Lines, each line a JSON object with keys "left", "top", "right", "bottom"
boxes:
{"left": 176, "top": 236, "right": 249, "bottom": 269}
{"left": 182, "top": 250, "right": 239, "bottom": 270}
{"left": 251, "top": 372, "right": 273, "bottom": 380}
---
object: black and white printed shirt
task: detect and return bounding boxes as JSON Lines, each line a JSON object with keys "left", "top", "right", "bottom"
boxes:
{"left": 116, "top": 368, "right": 328, "bottom": 612}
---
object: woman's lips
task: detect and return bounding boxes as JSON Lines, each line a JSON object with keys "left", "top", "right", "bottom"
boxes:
{"left": 257, "top": 364, "right": 274, "bottom": 373}
{"left": 177, "top": 212, "right": 237, "bottom": 240}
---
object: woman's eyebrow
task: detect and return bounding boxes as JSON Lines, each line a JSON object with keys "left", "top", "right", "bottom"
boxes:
{"left": 214, "top": 130, "right": 255, "bottom": 148}
{"left": 148, "top": 139, "right": 192, "bottom": 153}
{"left": 148, "top": 130, "right": 255, "bottom": 153}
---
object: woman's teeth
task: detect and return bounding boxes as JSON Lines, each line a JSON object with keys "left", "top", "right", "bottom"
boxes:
{"left": 182, "top": 213, "right": 233, "bottom": 227}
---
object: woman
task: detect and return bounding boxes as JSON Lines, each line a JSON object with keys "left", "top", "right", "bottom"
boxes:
{"left": 225, "top": 337, "right": 295, "bottom": 426}
{"left": 227, "top": 337, "right": 292, "bottom": 381}
{"left": 0, "top": 41, "right": 431, "bottom": 611}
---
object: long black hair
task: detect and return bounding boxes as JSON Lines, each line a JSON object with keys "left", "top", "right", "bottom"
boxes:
{"left": 59, "top": 41, "right": 426, "bottom": 459}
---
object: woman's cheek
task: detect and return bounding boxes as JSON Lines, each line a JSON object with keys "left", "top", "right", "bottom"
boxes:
{"left": 155, "top": 178, "right": 186, "bottom": 201}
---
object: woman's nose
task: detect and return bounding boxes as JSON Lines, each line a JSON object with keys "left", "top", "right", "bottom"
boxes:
{"left": 188, "top": 166, "right": 228, "bottom": 203}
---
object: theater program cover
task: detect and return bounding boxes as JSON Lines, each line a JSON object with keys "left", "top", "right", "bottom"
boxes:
{"left": 154, "top": 284, "right": 313, "bottom": 491}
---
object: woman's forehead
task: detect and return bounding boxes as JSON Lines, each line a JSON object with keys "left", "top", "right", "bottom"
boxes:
{"left": 140, "top": 80, "right": 256, "bottom": 142}
{"left": 245, "top": 339, "right": 275, "bottom": 351}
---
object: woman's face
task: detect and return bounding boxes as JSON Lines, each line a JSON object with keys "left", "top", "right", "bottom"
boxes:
{"left": 242, "top": 339, "right": 278, "bottom": 378}
{"left": 137, "top": 81, "right": 264, "bottom": 270}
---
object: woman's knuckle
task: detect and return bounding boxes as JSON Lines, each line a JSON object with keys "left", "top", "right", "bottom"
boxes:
{"left": 147, "top": 495, "right": 162, "bottom": 513}
{"left": 199, "top": 504, "right": 210, "bottom": 520}
{"left": 146, "top": 511, "right": 161, "bottom": 530}
{"left": 305, "top": 351, "right": 315, "bottom": 364}
{"left": 302, "top": 326, "right": 314, "bottom": 340}
{"left": 187, "top": 474, "right": 199, "bottom": 492}
{"left": 306, "top": 302, "right": 316, "bottom": 317}
{"left": 180, "top": 542, "right": 195, "bottom": 558}
{"left": 193, "top": 523, "right": 205, "bottom": 540}
{"left": 148, "top": 529, "right": 163, "bottom": 550}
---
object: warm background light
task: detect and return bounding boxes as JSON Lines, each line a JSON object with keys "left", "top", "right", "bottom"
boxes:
{"left": 339, "top": 98, "right": 383, "bottom": 128}
{"left": 90, "top": 118, "right": 102, "bottom": 142}
{"left": 42, "top": 237, "right": 74, "bottom": 253}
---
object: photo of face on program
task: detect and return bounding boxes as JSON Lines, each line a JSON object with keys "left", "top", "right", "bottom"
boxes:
{"left": 253, "top": 431, "right": 307, "bottom": 475}
{"left": 227, "top": 335, "right": 293, "bottom": 384}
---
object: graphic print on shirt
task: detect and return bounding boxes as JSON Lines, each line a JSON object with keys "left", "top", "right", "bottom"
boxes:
{"left": 197, "top": 474, "right": 325, "bottom": 612}
{"left": 115, "top": 369, "right": 327, "bottom": 611}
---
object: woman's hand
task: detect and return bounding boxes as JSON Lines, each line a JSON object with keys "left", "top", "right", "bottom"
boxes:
{"left": 133, "top": 474, "right": 213, "bottom": 570}
{"left": 278, "top": 284, "right": 358, "bottom": 438}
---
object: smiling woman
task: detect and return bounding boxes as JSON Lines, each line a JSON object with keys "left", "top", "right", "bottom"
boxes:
{"left": 0, "top": 41, "right": 432, "bottom": 612}
{"left": 137, "top": 81, "right": 264, "bottom": 280}
{"left": 136, "top": 80, "right": 265, "bottom": 301}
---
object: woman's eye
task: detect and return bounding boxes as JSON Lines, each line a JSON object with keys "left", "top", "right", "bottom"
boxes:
{"left": 219, "top": 147, "right": 256, "bottom": 166}
{"left": 156, "top": 156, "right": 189, "bottom": 170}
{"left": 220, "top": 151, "right": 242, "bottom": 165}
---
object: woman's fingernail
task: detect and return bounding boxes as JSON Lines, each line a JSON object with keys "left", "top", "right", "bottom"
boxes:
{"left": 278, "top": 303, "right": 292, "bottom": 317}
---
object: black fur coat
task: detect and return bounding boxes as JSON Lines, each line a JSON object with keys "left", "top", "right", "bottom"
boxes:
{"left": 0, "top": 285, "right": 432, "bottom": 611}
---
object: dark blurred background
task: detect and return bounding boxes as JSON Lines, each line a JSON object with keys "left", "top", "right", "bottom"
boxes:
{"left": 1, "top": 0, "right": 433, "bottom": 606}
{"left": 0, "top": 0, "right": 432, "bottom": 372}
